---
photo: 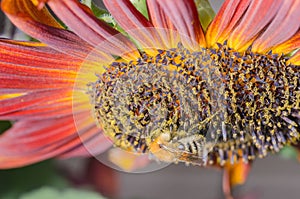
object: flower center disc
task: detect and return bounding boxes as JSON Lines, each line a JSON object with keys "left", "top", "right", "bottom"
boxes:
{"left": 89, "top": 43, "right": 300, "bottom": 166}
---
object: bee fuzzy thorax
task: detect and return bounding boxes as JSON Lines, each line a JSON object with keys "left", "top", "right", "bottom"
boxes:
{"left": 89, "top": 42, "right": 300, "bottom": 166}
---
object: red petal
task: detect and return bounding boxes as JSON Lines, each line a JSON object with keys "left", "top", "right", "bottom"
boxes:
{"left": 47, "top": 0, "right": 139, "bottom": 58}
{"left": 0, "top": 89, "right": 71, "bottom": 116}
{"left": 0, "top": 112, "right": 110, "bottom": 169}
{"left": 145, "top": 0, "right": 181, "bottom": 49}
{"left": 0, "top": 74, "right": 74, "bottom": 90}
{"left": 207, "top": 0, "right": 296, "bottom": 52}
{"left": 206, "top": 0, "right": 251, "bottom": 47}
{"left": 1, "top": 0, "right": 62, "bottom": 28}
{"left": 0, "top": 39, "right": 81, "bottom": 93}
{"left": 272, "top": 31, "right": 300, "bottom": 54}
{"left": 59, "top": 131, "right": 112, "bottom": 158}
{"left": 0, "top": 39, "right": 84, "bottom": 121}
{"left": 0, "top": 40, "right": 82, "bottom": 71}
{"left": 104, "top": 0, "right": 153, "bottom": 30}
{"left": 252, "top": 0, "right": 300, "bottom": 53}
{"left": 157, "top": 0, "right": 206, "bottom": 47}
{"left": 103, "top": 0, "right": 161, "bottom": 48}
{"left": 1, "top": 0, "right": 93, "bottom": 58}
{"left": 146, "top": 0, "right": 175, "bottom": 30}
{"left": 227, "top": 0, "right": 284, "bottom": 50}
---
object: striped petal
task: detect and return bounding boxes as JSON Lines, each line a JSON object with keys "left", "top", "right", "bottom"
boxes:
{"left": 1, "top": 0, "right": 93, "bottom": 58}
{"left": 0, "top": 92, "right": 76, "bottom": 120}
{"left": 47, "top": 0, "right": 139, "bottom": 58}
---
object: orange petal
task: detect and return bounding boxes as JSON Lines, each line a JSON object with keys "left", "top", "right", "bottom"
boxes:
{"left": 207, "top": 0, "right": 291, "bottom": 51}
{"left": 206, "top": 0, "right": 251, "bottom": 47}
{"left": 1, "top": 0, "right": 93, "bottom": 58}
{"left": 157, "top": 0, "right": 206, "bottom": 48}
{"left": 252, "top": 0, "right": 300, "bottom": 53}
{"left": 47, "top": 0, "right": 139, "bottom": 58}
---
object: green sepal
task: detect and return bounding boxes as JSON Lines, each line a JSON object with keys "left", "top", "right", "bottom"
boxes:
{"left": 194, "top": 0, "right": 215, "bottom": 31}
{"left": 286, "top": 48, "right": 299, "bottom": 57}
{"left": 80, "top": 0, "right": 93, "bottom": 8}
{"left": 130, "top": 0, "right": 149, "bottom": 19}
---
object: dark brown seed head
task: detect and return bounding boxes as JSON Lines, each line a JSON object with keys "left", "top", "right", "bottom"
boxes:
{"left": 89, "top": 42, "right": 300, "bottom": 166}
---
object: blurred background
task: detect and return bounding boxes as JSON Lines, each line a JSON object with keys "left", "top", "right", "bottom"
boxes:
{"left": 1, "top": 0, "right": 300, "bottom": 199}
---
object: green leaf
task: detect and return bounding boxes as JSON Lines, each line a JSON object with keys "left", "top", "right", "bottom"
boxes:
{"left": 80, "top": 1, "right": 115, "bottom": 26}
{"left": 20, "top": 187, "right": 106, "bottom": 199}
{"left": 130, "top": 0, "right": 149, "bottom": 19}
{"left": 194, "top": 0, "right": 215, "bottom": 31}
{"left": 0, "top": 161, "right": 68, "bottom": 199}
{"left": 85, "top": 2, "right": 126, "bottom": 34}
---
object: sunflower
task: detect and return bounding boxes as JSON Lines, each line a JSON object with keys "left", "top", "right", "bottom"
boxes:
{"left": 0, "top": 0, "right": 299, "bottom": 197}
